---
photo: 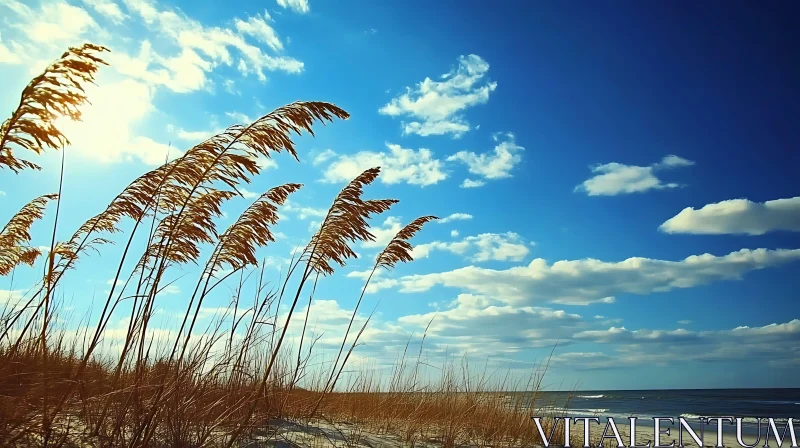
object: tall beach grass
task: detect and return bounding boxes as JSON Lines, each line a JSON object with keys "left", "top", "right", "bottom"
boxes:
{"left": 0, "top": 43, "right": 567, "bottom": 447}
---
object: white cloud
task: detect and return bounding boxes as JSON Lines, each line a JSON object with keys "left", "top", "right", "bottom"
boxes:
{"left": 321, "top": 144, "right": 447, "bottom": 187}
{"left": 567, "top": 319, "right": 800, "bottom": 368}
{"left": 283, "top": 200, "right": 327, "bottom": 220}
{"left": 173, "top": 127, "right": 220, "bottom": 141}
{"left": 548, "top": 352, "right": 619, "bottom": 370}
{"left": 273, "top": 293, "right": 581, "bottom": 366}
{"left": 438, "top": 213, "right": 472, "bottom": 224}
{"left": 222, "top": 78, "right": 239, "bottom": 95}
{"left": 575, "top": 155, "right": 694, "bottom": 196}
{"left": 447, "top": 132, "right": 523, "bottom": 185}
{"left": 0, "top": 289, "right": 26, "bottom": 306}
{"left": 159, "top": 284, "right": 180, "bottom": 295}
{"left": 659, "top": 196, "right": 800, "bottom": 236}
{"left": 225, "top": 111, "right": 255, "bottom": 123}
{"left": 450, "top": 230, "right": 459, "bottom": 237}
{"left": 276, "top": 0, "right": 309, "bottom": 14}
{"left": 0, "top": 191, "right": 5, "bottom": 197}
{"left": 412, "top": 232, "right": 530, "bottom": 263}
{"left": 238, "top": 188, "right": 258, "bottom": 199}
{"left": 677, "top": 320, "right": 692, "bottom": 326}
{"left": 388, "top": 248, "right": 800, "bottom": 306}
{"left": 0, "top": 32, "right": 22, "bottom": 64}
{"left": 4, "top": 0, "right": 99, "bottom": 47}
{"left": 113, "top": 0, "right": 303, "bottom": 92}
{"left": 379, "top": 54, "right": 496, "bottom": 138}
{"left": 396, "top": 294, "right": 583, "bottom": 353}
{"left": 234, "top": 11, "right": 282, "bottom": 52}
{"left": 460, "top": 179, "right": 485, "bottom": 188}
{"left": 347, "top": 268, "right": 378, "bottom": 281}
{"left": 312, "top": 149, "right": 336, "bottom": 166}
{"left": 362, "top": 216, "right": 403, "bottom": 249}
{"left": 81, "top": 0, "right": 125, "bottom": 23}
{"left": 255, "top": 156, "right": 277, "bottom": 170}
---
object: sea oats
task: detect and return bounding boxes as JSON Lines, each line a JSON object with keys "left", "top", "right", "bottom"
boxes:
{"left": 0, "top": 44, "right": 108, "bottom": 173}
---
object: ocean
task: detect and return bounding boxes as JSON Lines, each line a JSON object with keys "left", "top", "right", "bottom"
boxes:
{"left": 513, "top": 388, "right": 799, "bottom": 435}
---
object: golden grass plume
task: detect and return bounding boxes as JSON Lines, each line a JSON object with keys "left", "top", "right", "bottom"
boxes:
{"left": 0, "top": 193, "right": 58, "bottom": 275}
{"left": 0, "top": 43, "right": 108, "bottom": 173}
{"left": 376, "top": 215, "right": 439, "bottom": 270}
{"left": 212, "top": 183, "right": 302, "bottom": 272}
{"left": 304, "top": 167, "right": 398, "bottom": 276}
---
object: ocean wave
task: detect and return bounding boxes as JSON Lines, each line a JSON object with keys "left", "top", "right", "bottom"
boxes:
{"left": 680, "top": 414, "right": 707, "bottom": 420}
{"left": 679, "top": 415, "right": 790, "bottom": 425}
{"left": 572, "top": 408, "right": 610, "bottom": 414}
{"left": 576, "top": 394, "right": 604, "bottom": 399}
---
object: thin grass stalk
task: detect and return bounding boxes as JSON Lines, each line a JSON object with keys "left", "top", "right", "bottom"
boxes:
{"left": 291, "top": 272, "right": 319, "bottom": 389}
{"left": 39, "top": 148, "right": 65, "bottom": 447}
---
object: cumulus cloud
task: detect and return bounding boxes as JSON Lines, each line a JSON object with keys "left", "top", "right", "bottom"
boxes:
{"left": 379, "top": 54, "right": 496, "bottom": 138}
{"left": 320, "top": 144, "right": 447, "bottom": 187}
{"left": 172, "top": 126, "right": 222, "bottom": 141}
{"left": 225, "top": 111, "right": 256, "bottom": 124}
{"left": 81, "top": 0, "right": 125, "bottom": 23}
{"left": 438, "top": 213, "right": 473, "bottom": 224}
{"left": 282, "top": 200, "right": 328, "bottom": 220}
{"left": 312, "top": 149, "right": 336, "bottom": 166}
{"left": 276, "top": 0, "right": 309, "bottom": 14}
{"left": 234, "top": 11, "right": 283, "bottom": 52}
{"left": 447, "top": 132, "right": 523, "bottom": 185}
{"left": 575, "top": 155, "right": 694, "bottom": 196}
{"left": 397, "top": 294, "right": 583, "bottom": 353}
{"left": 563, "top": 319, "right": 800, "bottom": 369}
{"left": 112, "top": 0, "right": 303, "bottom": 92}
{"left": 659, "top": 196, "right": 800, "bottom": 235}
{"left": 222, "top": 78, "right": 239, "bottom": 95}
{"left": 279, "top": 293, "right": 583, "bottom": 366}
{"left": 460, "top": 179, "right": 486, "bottom": 188}
{"left": 238, "top": 188, "right": 258, "bottom": 199}
{"left": 412, "top": 232, "right": 530, "bottom": 263}
{"left": 361, "top": 216, "right": 403, "bottom": 249}
{"left": 386, "top": 248, "right": 800, "bottom": 306}
{"left": 2, "top": 0, "right": 99, "bottom": 49}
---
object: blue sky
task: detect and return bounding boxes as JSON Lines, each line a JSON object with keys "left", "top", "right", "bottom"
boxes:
{"left": 1, "top": 0, "right": 799, "bottom": 390}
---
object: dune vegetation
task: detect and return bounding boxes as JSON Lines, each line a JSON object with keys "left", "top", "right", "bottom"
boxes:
{"left": 0, "top": 43, "right": 563, "bottom": 447}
